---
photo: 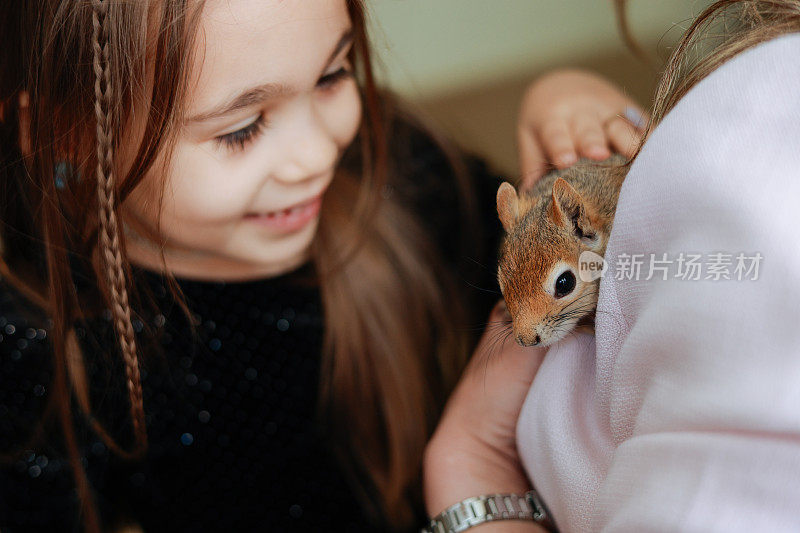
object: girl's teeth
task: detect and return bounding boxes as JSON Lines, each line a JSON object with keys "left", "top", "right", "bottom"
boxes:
{"left": 252, "top": 198, "right": 316, "bottom": 218}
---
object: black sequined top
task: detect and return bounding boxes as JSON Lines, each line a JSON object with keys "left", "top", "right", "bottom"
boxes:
{"left": 0, "top": 118, "right": 504, "bottom": 532}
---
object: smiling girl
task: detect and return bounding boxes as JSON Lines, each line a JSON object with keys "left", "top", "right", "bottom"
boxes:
{"left": 0, "top": 1, "right": 641, "bottom": 531}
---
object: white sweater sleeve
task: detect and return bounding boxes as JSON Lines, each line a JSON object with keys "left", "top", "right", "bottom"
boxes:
{"left": 517, "top": 34, "right": 800, "bottom": 533}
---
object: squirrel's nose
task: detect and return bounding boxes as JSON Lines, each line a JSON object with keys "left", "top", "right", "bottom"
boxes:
{"left": 515, "top": 334, "right": 541, "bottom": 347}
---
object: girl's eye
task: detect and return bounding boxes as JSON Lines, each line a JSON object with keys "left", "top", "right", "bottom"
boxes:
{"left": 215, "top": 114, "right": 266, "bottom": 153}
{"left": 213, "top": 67, "right": 350, "bottom": 153}
{"left": 316, "top": 66, "right": 352, "bottom": 90}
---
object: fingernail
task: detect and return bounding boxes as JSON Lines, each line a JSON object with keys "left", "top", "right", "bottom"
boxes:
{"left": 557, "top": 153, "right": 577, "bottom": 166}
{"left": 587, "top": 145, "right": 610, "bottom": 159}
{"left": 624, "top": 106, "right": 646, "bottom": 130}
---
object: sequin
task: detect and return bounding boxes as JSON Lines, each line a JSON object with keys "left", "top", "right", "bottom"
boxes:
{"left": 1, "top": 124, "right": 506, "bottom": 531}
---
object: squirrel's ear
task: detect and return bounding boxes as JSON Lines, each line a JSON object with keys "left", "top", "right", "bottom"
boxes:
{"left": 550, "top": 178, "right": 596, "bottom": 240}
{"left": 549, "top": 178, "right": 579, "bottom": 224}
{"left": 497, "top": 182, "right": 520, "bottom": 232}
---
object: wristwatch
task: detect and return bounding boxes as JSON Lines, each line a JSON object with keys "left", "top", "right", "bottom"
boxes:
{"left": 421, "top": 488, "right": 555, "bottom": 533}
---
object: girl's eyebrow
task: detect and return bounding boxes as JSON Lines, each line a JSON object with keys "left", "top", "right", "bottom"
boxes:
{"left": 186, "top": 28, "right": 354, "bottom": 124}
{"left": 187, "top": 82, "right": 292, "bottom": 124}
{"left": 326, "top": 28, "right": 354, "bottom": 68}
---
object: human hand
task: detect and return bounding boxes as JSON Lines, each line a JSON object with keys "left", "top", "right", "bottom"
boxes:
{"left": 423, "top": 301, "right": 547, "bottom": 524}
{"left": 517, "top": 68, "right": 647, "bottom": 189}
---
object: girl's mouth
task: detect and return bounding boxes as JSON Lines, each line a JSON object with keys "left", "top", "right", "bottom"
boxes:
{"left": 244, "top": 195, "right": 323, "bottom": 233}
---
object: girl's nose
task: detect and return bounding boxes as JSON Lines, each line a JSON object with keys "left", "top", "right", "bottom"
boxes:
{"left": 273, "top": 109, "right": 338, "bottom": 185}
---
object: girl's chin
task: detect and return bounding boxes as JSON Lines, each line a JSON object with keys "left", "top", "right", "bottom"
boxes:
{"left": 242, "top": 232, "right": 317, "bottom": 276}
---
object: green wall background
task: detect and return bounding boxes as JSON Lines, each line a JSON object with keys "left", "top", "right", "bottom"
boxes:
{"left": 369, "top": 0, "right": 710, "bottom": 99}
{"left": 367, "top": 1, "right": 713, "bottom": 175}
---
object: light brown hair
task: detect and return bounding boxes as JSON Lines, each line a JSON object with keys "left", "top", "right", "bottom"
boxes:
{"left": 618, "top": 0, "right": 800, "bottom": 143}
{"left": 0, "top": 1, "right": 479, "bottom": 531}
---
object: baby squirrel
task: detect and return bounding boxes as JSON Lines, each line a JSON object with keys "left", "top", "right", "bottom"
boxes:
{"left": 496, "top": 155, "right": 628, "bottom": 347}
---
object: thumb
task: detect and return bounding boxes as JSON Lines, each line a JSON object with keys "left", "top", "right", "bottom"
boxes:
{"left": 518, "top": 126, "right": 549, "bottom": 191}
{"left": 477, "top": 301, "right": 546, "bottom": 384}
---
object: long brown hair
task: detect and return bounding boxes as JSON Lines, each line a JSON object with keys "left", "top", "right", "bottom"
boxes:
{"left": 1, "top": 2, "right": 202, "bottom": 531}
{"left": 0, "top": 1, "right": 475, "bottom": 531}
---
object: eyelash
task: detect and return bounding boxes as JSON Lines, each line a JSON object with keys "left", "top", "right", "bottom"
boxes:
{"left": 215, "top": 66, "right": 353, "bottom": 153}
{"left": 215, "top": 114, "right": 266, "bottom": 152}
{"left": 316, "top": 66, "right": 352, "bottom": 90}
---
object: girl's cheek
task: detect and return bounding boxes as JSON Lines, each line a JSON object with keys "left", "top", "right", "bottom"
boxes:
{"left": 327, "top": 80, "right": 362, "bottom": 150}
{"left": 170, "top": 166, "right": 250, "bottom": 221}
{"left": 124, "top": 165, "right": 171, "bottom": 226}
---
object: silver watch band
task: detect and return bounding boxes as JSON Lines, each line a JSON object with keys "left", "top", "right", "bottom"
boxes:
{"left": 421, "top": 489, "right": 554, "bottom": 533}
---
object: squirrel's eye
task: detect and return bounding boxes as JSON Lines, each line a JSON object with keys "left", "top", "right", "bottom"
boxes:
{"left": 554, "top": 271, "right": 576, "bottom": 298}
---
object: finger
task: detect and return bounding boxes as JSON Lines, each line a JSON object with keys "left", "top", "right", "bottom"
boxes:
{"left": 623, "top": 105, "right": 648, "bottom": 131}
{"left": 483, "top": 302, "right": 540, "bottom": 367}
{"left": 479, "top": 332, "right": 546, "bottom": 385}
{"left": 606, "top": 117, "right": 641, "bottom": 157}
{"left": 572, "top": 114, "right": 611, "bottom": 161}
{"left": 518, "top": 126, "right": 548, "bottom": 189}
{"left": 539, "top": 120, "right": 577, "bottom": 169}
{"left": 488, "top": 299, "right": 510, "bottom": 323}
{"left": 481, "top": 301, "right": 511, "bottom": 342}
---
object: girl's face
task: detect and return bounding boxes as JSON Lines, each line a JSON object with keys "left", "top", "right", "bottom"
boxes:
{"left": 124, "top": 0, "right": 361, "bottom": 280}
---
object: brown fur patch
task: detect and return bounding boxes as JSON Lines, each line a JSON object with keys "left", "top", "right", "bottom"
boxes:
{"left": 497, "top": 156, "right": 628, "bottom": 345}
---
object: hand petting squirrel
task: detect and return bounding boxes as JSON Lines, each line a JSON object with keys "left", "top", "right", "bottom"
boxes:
{"left": 423, "top": 69, "right": 646, "bottom": 533}
{"left": 518, "top": 68, "right": 646, "bottom": 189}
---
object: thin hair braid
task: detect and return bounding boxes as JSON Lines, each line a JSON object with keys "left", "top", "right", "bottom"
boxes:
{"left": 91, "top": 0, "right": 148, "bottom": 455}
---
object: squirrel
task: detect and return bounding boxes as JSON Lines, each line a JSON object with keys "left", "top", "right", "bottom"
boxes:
{"left": 495, "top": 155, "right": 628, "bottom": 347}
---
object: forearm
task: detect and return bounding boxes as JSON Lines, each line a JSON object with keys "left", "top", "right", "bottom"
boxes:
{"left": 422, "top": 302, "right": 550, "bottom": 532}
{"left": 423, "top": 437, "right": 550, "bottom": 533}
{"left": 423, "top": 439, "right": 527, "bottom": 512}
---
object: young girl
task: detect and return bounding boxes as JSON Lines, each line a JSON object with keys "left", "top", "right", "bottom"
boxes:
{"left": 0, "top": 1, "right": 642, "bottom": 531}
{"left": 425, "top": 1, "right": 800, "bottom": 531}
